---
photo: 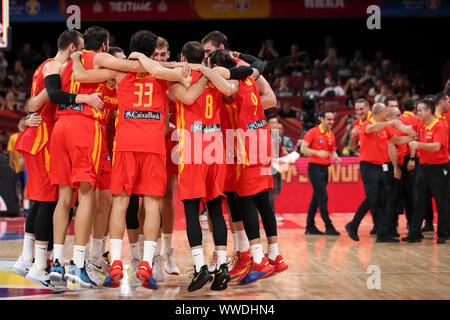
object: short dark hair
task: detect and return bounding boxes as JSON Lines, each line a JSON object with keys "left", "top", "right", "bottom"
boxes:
{"left": 57, "top": 29, "right": 83, "bottom": 50}
{"left": 434, "top": 91, "right": 448, "bottom": 105}
{"left": 319, "top": 109, "right": 333, "bottom": 119}
{"left": 417, "top": 98, "right": 435, "bottom": 114}
{"left": 267, "top": 114, "right": 278, "bottom": 122}
{"left": 355, "top": 98, "right": 369, "bottom": 106}
{"left": 107, "top": 46, "right": 124, "bottom": 56}
{"left": 84, "top": 26, "right": 110, "bottom": 51}
{"left": 402, "top": 97, "right": 416, "bottom": 111}
{"left": 130, "top": 30, "right": 157, "bottom": 57}
{"left": 209, "top": 49, "right": 236, "bottom": 69}
{"left": 384, "top": 95, "right": 398, "bottom": 105}
{"left": 201, "top": 31, "right": 230, "bottom": 50}
{"left": 181, "top": 41, "right": 204, "bottom": 64}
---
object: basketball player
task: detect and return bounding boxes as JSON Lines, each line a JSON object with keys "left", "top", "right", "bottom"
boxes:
{"left": 12, "top": 29, "right": 103, "bottom": 290}
{"left": 72, "top": 30, "right": 191, "bottom": 290}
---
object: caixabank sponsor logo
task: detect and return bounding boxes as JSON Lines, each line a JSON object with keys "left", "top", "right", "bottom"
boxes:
{"left": 124, "top": 110, "right": 161, "bottom": 120}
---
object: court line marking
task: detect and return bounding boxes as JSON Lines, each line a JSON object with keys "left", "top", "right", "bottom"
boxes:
{"left": 287, "top": 270, "right": 450, "bottom": 275}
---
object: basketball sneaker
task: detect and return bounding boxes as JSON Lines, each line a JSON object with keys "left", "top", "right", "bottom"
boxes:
{"left": 127, "top": 258, "right": 141, "bottom": 287}
{"left": 103, "top": 260, "right": 123, "bottom": 288}
{"left": 64, "top": 260, "right": 97, "bottom": 289}
{"left": 229, "top": 249, "right": 251, "bottom": 279}
{"left": 162, "top": 248, "right": 180, "bottom": 275}
{"left": 26, "top": 265, "right": 59, "bottom": 291}
{"left": 136, "top": 260, "right": 158, "bottom": 290}
{"left": 152, "top": 255, "right": 165, "bottom": 282}
{"left": 89, "top": 256, "right": 109, "bottom": 274}
{"left": 267, "top": 254, "right": 288, "bottom": 276}
{"left": 188, "top": 265, "right": 213, "bottom": 292}
{"left": 12, "top": 256, "right": 33, "bottom": 278}
{"left": 207, "top": 252, "right": 217, "bottom": 273}
{"left": 239, "top": 257, "right": 275, "bottom": 285}
{"left": 85, "top": 261, "right": 104, "bottom": 287}
{"left": 49, "top": 259, "right": 66, "bottom": 287}
{"left": 210, "top": 263, "right": 231, "bottom": 291}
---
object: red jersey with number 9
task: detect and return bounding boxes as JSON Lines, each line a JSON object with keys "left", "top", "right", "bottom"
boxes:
{"left": 176, "top": 70, "right": 224, "bottom": 165}
{"left": 115, "top": 72, "right": 167, "bottom": 155}
{"left": 58, "top": 50, "right": 104, "bottom": 120}
{"left": 234, "top": 76, "right": 274, "bottom": 166}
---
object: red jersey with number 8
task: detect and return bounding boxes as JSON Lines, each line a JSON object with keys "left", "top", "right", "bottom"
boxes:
{"left": 115, "top": 72, "right": 167, "bottom": 155}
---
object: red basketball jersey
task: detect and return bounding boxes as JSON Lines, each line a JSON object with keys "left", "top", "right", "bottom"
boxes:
{"left": 58, "top": 50, "right": 104, "bottom": 120}
{"left": 15, "top": 59, "right": 57, "bottom": 155}
{"left": 115, "top": 72, "right": 168, "bottom": 154}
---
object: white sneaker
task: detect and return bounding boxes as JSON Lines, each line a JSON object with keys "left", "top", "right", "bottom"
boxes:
{"left": 85, "top": 261, "right": 104, "bottom": 287}
{"left": 152, "top": 255, "right": 165, "bottom": 282}
{"left": 162, "top": 248, "right": 180, "bottom": 275}
{"left": 12, "top": 256, "right": 33, "bottom": 278}
{"left": 26, "top": 265, "right": 59, "bottom": 291}
{"left": 128, "top": 259, "right": 141, "bottom": 287}
{"left": 208, "top": 253, "right": 217, "bottom": 273}
{"left": 89, "top": 256, "right": 109, "bottom": 274}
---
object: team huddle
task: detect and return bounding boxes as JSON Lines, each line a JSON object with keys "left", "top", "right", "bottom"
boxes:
{"left": 11, "top": 27, "right": 288, "bottom": 292}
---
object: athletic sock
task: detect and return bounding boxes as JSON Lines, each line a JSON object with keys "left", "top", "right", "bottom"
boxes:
{"left": 90, "top": 238, "right": 104, "bottom": 260}
{"left": 191, "top": 248, "right": 204, "bottom": 273}
{"left": 53, "top": 244, "right": 64, "bottom": 264}
{"left": 216, "top": 250, "right": 227, "bottom": 270}
{"left": 267, "top": 243, "right": 279, "bottom": 261}
{"left": 250, "top": 243, "right": 264, "bottom": 264}
{"left": 232, "top": 232, "right": 239, "bottom": 253}
{"left": 73, "top": 245, "right": 86, "bottom": 268}
{"left": 162, "top": 233, "right": 173, "bottom": 251}
{"left": 110, "top": 239, "right": 123, "bottom": 262}
{"left": 155, "top": 237, "right": 162, "bottom": 256}
{"left": 237, "top": 230, "right": 249, "bottom": 252}
{"left": 35, "top": 244, "right": 48, "bottom": 271}
{"left": 129, "top": 242, "right": 140, "bottom": 261}
{"left": 22, "top": 234, "right": 35, "bottom": 264}
{"left": 143, "top": 241, "right": 157, "bottom": 264}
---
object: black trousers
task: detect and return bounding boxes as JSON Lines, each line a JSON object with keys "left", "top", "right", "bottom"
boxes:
{"left": 416, "top": 165, "right": 434, "bottom": 226}
{"left": 357, "top": 161, "right": 389, "bottom": 237}
{"left": 410, "top": 163, "right": 449, "bottom": 238}
{"left": 306, "top": 163, "right": 332, "bottom": 227}
{"left": 397, "top": 156, "right": 418, "bottom": 228}
{"left": 383, "top": 162, "right": 401, "bottom": 236}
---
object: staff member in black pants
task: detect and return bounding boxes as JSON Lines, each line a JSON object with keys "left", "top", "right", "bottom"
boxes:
{"left": 301, "top": 110, "right": 341, "bottom": 235}
{"left": 402, "top": 99, "right": 449, "bottom": 244}
{"left": 345, "top": 103, "right": 405, "bottom": 243}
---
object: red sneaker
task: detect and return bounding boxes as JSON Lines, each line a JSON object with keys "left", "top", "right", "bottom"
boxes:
{"left": 230, "top": 249, "right": 251, "bottom": 279}
{"left": 268, "top": 254, "right": 288, "bottom": 276}
{"left": 136, "top": 261, "right": 158, "bottom": 290}
{"left": 239, "top": 257, "right": 275, "bottom": 284}
{"left": 103, "top": 260, "right": 123, "bottom": 288}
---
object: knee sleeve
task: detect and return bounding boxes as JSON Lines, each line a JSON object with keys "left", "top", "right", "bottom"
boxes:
{"left": 206, "top": 196, "right": 227, "bottom": 246}
{"left": 25, "top": 201, "right": 40, "bottom": 234}
{"left": 126, "top": 194, "right": 140, "bottom": 230}
{"left": 255, "top": 190, "right": 278, "bottom": 237}
{"left": 34, "top": 201, "right": 57, "bottom": 242}
{"left": 225, "top": 191, "right": 242, "bottom": 223}
{"left": 183, "top": 198, "right": 202, "bottom": 248}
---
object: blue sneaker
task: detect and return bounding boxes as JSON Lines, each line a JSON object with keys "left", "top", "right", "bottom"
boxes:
{"left": 103, "top": 274, "right": 120, "bottom": 288}
{"left": 64, "top": 260, "right": 97, "bottom": 289}
{"left": 239, "top": 257, "right": 275, "bottom": 285}
{"left": 49, "top": 259, "right": 66, "bottom": 287}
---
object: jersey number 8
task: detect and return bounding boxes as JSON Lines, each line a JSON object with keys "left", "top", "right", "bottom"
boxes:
{"left": 205, "top": 94, "right": 213, "bottom": 119}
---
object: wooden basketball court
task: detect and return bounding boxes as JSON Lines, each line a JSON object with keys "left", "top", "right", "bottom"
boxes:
{"left": 1, "top": 213, "right": 449, "bottom": 300}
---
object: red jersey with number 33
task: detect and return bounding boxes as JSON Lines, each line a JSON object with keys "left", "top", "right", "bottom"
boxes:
{"left": 115, "top": 72, "right": 167, "bottom": 155}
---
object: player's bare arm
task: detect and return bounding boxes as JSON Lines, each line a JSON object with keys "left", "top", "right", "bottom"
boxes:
{"left": 168, "top": 75, "right": 209, "bottom": 105}
{"left": 189, "top": 64, "right": 237, "bottom": 97}
{"left": 26, "top": 89, "right": 50, "bottom": 112}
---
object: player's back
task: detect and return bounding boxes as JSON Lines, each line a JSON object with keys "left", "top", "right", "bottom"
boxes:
{"left": 15, "top": 59, "right": 57, "bottom": 155}
{"left": 58, "top": 50, "right": 104, "bottom": 120}
{"left": 115, "top": 71, "right": 168, "bottom": 155}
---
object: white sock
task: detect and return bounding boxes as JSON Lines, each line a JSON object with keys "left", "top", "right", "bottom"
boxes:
{"left": 250, "top": 244, "right": 264, "bottom": 264}
{"left": 102, "top": 236, "right": 107, "bottom": 253}
{"left": 232, "top": 232, "right": 239, "bottom": 253}
{"left": 268, "top": 243, "right": 279, "bottom": 261}
{"left": 129, "top": 242, "right": 140, "bottom": 261}
{"left": 47, "top": 250, "right": 53, "bottom": 261}
{"left": 216, "top": 250, "right": 227, "bottom": 270}
{"left": 162, "top": 233, "right": 173, "bottom": 251}
{"left": 191, "top": 248, "right": 204, "bottom": 272}
{"left": 90, "top": 238, "right": 105, "bottom": 260}
{"left": 73, "top": 245, "right": 86, "bottom": 268}
{"left": 143, "top": 241, "right": 157, "bottom": 264}
{"left": 155, "top": 237, "right": 162, "bottom": 256}
{"left": 110, "top": 239, "right": 123, "bottom": 262}
{"left": 35, "top": 244, "right": 48, "bottom": 271}
{"left": 84, "top": 242, "right": 90, "bottom": 260}
{"left": 21, "top": 234, "right": 35, "bottom": 264}
{"left": 138, "top": 234, "right": 144, "bottom": 257}
{"left": 53, "top": 244, "right": 64, "bottom": 263}
{"left": 237, "top": 230, "right": 249, "bottom": 252}
{"left": 23, "top": 199, "right": 30, "bottom": 210}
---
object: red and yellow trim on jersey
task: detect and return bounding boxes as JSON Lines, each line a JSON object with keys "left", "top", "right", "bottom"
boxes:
{"left": 402, "top": 111, "right": 415, "bottom": 118}
{"left": 44, "top": 146, "right": 50, "bottom": 172}
{"left": 30, "top": 122, "right": 49, "bottom": 155}
{"left": 424, "top": 117, "right": 440, "bottom": 131}
{"left": 92, "top": 120, "right": 102, "bottom": 174}
{"left": 176, "top": 101, "right": 186, "bottom": 178}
